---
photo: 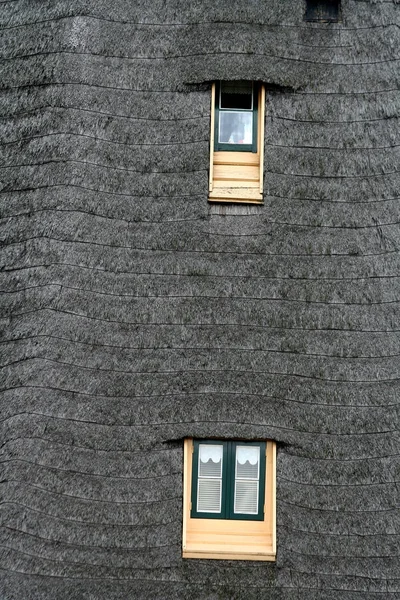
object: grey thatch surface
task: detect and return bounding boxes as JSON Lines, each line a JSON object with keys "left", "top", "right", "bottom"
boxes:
{"left": 1, "top": 0, "right": 399, "bottom": 598}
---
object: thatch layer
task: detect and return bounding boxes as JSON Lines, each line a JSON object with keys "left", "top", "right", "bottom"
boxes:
{"left": 1, "top": 0, "right": 399, "bottom": 598}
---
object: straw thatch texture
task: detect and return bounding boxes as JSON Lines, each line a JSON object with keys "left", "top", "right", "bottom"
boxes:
{"left": 1, "top": 0, "right": 399, "bottom": 598}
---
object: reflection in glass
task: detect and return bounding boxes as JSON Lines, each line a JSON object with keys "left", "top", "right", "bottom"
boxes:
{"left": 219, "top": 112, "right": 253, "bottom": 145}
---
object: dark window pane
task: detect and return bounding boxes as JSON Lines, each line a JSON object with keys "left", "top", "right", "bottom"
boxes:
{"left": 305, "top": 0, "right": 340, "bottom": 22}
{"left": 220, "top": 81, "right": 253, "bottom": 110}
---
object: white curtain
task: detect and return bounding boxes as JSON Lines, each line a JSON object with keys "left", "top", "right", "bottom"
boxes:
{"left": 236, "top": 446, "right": 259, "bottom": 466}
{"left": 199, "top": 445, "right": 223, "bottom": 463}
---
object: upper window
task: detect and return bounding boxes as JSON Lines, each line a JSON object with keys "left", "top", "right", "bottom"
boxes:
{"left": 305, "top": 0, "right": 341, "bottom": 22}
{"left": 183, "top": 439, "right": 276, "bottom": 561}
{"left": 215, "top": 82, "right": 258, "bottom": 153}
{"left": 209, "top": 81, "right": 265, "bottom": 205}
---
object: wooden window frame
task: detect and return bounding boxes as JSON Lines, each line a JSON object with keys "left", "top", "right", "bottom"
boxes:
{"left": 183, "top": 438, "right": 276, "bottom": 561}
{"left": 209, "top": 82, "right": 265, "bottom": 205}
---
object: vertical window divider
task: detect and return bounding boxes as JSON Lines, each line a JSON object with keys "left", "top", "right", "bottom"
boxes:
{"left": 222, "top": 441, "right": 229, "bottom": 518}
{"left": 226, "top": 441, "right": 233, "bottom": 519}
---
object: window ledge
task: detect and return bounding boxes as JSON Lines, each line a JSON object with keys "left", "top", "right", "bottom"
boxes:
{"left": 183, "top": 550, "right": 276, "bottom": 561}
{"left": 208, "top": 196, "right": 263, "bottom": 205}
{"left": 183, "top": 514, "right": 275, "bottom": 561}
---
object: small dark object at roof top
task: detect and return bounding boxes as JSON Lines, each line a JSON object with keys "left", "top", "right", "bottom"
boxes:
{"left": 305, "top": 0, "right": 341, "bottom": 22}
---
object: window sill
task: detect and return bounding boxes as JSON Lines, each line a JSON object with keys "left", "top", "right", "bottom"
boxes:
{"left": 183, "top": 550, "right": 276, "bottom": 561}
{"left": 183, "top": 515, "right": 275, "bottom": 561}
{"left": 208, "top": 195, "right": 263, "bottom": 205}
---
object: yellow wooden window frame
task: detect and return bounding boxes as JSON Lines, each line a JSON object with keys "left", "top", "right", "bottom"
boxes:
{"left": 209, "top": 83, "right": 265, "bottom": 204}
{"left": 182, "top": 438, "right": 276, "bottom": 561}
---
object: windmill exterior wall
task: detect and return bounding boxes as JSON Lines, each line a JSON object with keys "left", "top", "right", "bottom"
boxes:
{"left": 1, "top": 1, "right": 399, "bottom": 598}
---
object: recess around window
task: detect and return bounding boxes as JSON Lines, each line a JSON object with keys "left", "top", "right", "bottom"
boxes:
{"left": 208, "top": 81, "right": 265, "bottom": 204}
{"left": 183, "top": 439, "right": 276, "bottom": 561}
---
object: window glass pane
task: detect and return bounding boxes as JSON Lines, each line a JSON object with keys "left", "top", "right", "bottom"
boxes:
{"left": 198, "top": 445, "right": 223, "bottom": 513}
{"left": 220, "top": 81, "right": 253, "bottom": 109}
{"left": 234, "top": 480, "right": 259, "bottom": 514}
{"left": 219, "top": 112, "right": 253, "bottom": 145}
{"left": 236, "top": 446, "right": 259, "bottom": 479}
{"left": 199, "top": 444, "right": 223, "bottom": 478}
{"left": 234, "top": 446, "right": 260, "bottom": 514}
{"left": 198, "top": 479, "right": 222, "bottom": 512}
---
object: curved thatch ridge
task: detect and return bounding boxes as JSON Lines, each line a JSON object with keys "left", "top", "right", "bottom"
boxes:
{"left": 1, "top": 1, "right": 399, "bottom": 598}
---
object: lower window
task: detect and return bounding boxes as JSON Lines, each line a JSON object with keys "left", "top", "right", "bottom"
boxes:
{"left": 183, "top": 438, "right": 276, "bottom": 561}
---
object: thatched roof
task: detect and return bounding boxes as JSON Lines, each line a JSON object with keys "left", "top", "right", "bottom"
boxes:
{"left": 1, "top": 0, "right": 399, "bottom": 598}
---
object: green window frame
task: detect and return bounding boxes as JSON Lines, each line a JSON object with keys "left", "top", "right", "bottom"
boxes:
{"left": 214, "top": 81, "right": 259, "bottom": 153}
{"left": 191, "top": 440, "right": 266, "bottom": 521}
